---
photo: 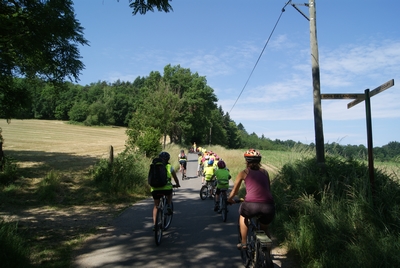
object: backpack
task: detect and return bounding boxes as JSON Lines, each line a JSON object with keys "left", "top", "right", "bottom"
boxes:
{"left": 148, "top": 157, "right": 168, "bottom": 188}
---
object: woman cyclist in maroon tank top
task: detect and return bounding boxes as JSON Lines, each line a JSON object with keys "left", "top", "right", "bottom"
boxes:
{"left": 228, "top": 149, "right": 275, "bottom": 250}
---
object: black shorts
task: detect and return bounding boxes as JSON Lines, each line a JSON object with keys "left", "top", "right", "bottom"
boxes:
{"left": 179, "top": 160, "right": 187, "bottom": 169}
{"left": 239, "top": 202, "right": 275, "bottom": 225}
{"left": 152, "top": 189, "right": 173, "bottom": 200}
{"left": 215, "top": 188, "right": 228, "bottom": 195}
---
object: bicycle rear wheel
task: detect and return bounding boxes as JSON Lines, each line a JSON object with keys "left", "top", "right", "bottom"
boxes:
{"left": 154, "top": 207, "right": 163, "bottom": 246}
{"left": 200, "top": 185, "right": 208, "bottom": 200}
{"left": 164, "top": 201, "right": 174, "bottom": 230}
{"left": 221, "top": 194, "right": 227, "bottom": 222}
{"left": 254, "top": 240, "right": 273, "bottom": 268}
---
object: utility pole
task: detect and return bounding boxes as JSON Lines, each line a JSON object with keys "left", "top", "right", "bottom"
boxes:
{"left": 291, "top": 0, "right": 325, "bottom": 164}
{"left": 309, "top": 0, "right": 325, "bottom": 164}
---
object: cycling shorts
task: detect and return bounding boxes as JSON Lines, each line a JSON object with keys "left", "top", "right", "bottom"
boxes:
{"left": 215, "top": 187, "right": 228, "bottom": 195}
{"left": 239, "top": 202, "right": 275, "bottom": 225}
{"left": 179, "top": 160, "right": 187, "bottom": 169}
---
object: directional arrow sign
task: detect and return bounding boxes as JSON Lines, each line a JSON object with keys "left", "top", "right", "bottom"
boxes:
{"left": 347, "top": 79, "right": 395, "bottom": 109}
{"left": 321, "top": 93, "right": 364, "bottom": 99}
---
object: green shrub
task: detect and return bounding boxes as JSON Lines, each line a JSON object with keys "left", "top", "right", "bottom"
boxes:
{"left": 91, "top": 150, "right": 149, "bottom": 195}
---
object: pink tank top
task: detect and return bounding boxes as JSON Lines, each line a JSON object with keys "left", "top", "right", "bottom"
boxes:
{"left": 244, "top": 169, "right": 274, "bottom": 203}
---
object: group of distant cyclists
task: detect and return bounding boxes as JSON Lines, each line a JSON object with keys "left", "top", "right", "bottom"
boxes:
{"left": 149, "top": 146, "right": 275, "bottom": 252}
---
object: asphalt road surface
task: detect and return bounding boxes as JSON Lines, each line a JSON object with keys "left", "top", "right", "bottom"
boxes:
{"left": 73, "top": 153, "right": 286, "bottom": 268}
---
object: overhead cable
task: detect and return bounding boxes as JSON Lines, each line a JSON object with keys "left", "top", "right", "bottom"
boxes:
{"left": 229, "top": 1, "right": 291, "bottom": 114}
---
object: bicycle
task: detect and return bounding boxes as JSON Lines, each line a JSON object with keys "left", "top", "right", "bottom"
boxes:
{"left": 199, "top": 180, "right": 216, "bottom": 200}
{"left": 235, "top": 199, "right": 274, "bottom": 268}
{"left": 215, "top": 188, "right": 229, "bottom": 222}
{"left": 154, "top": 185, "right": 178, "bottom": 246}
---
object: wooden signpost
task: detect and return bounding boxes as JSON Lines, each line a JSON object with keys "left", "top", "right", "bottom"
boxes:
{"left": 321, "top": 79, "right": 395, "bottom": 196}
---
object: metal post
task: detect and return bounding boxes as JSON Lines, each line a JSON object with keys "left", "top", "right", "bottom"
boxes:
{"left": 309, "top": 0, "right": 325, "bottom": 164}
{"left": 364, "top": 89, "right": 375, "bottom": 195}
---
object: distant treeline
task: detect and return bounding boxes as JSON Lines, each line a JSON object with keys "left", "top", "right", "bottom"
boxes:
{"left": 5, "top": 65, "right": 399, "bottom": 162}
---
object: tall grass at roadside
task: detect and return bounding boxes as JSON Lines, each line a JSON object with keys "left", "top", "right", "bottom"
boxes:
{"left": 37, "top": 170, "right": 63, "bottom": 202}
{"left": 272, "top": 155, "right": 400, "bottom": 267}
{"left": 0, "top": 156, "right": 19, "bottom": 185}
{"left": 0, "top": 221, "right": 31, "bottom": 267}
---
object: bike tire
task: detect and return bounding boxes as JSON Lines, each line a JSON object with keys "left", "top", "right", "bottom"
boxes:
{"left": 200, "top": 185, "right": 208, "bottom": 200}
{"left": 221, "top": 195, "right": 227, "bottom": 222}
{"left": 164, "top": 201, "right": 174, "bottom": 230}
{"left": 154, "top": 207, "right": 163, "bottom": 246}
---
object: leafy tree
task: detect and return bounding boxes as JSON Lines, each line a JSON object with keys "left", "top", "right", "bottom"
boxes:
{"left": 129, "top": 79, "right": 183, "bottom": 149}
{"left": 68, "top": 101, "right": 89, "bottom": 122}
{"left": 0, "top": 0, "right": 88, "bottom": 119}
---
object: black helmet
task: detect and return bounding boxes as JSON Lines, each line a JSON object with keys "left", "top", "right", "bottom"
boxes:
{"left": 159, "top": 152, "right": 170, "bottom": 161}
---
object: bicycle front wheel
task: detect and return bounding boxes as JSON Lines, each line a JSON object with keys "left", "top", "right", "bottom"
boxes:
{"left": 154, "top": 207, "right": 163, "bottom": 246}
{"left": 164, "top": 202, "right": 174, "bottom": 230}
{"left": 200, "top": 185, "right": 208, "bottom": 200}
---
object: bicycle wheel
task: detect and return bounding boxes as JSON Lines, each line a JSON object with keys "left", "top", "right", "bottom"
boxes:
{"left": 164, "top": 201, "right": 174, "bottom": 230}
{"left": 200, "top": 185, "right": 208, "bottom": 200}
{"left": 154, "top": 207, "right": 163, "bottom": 246}
{"left": 221, "top": 194, "right": 227, "bottom": 222}
{"left": 254, "top": 239, "right": 274, "bottom": 268}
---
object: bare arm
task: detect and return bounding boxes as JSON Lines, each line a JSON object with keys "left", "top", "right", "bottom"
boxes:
{"left": 171, "top": 170, "right": 180, "bottom": 187}
{"left": 228, "top": 170, "right": 246, "bottom": 203}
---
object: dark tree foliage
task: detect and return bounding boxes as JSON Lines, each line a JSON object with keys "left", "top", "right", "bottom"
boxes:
{"left": 0, "top": 0, "right": 88, "bottom": 119}
{"left": 126, "top": 0, "right": 173, "bottom": 15}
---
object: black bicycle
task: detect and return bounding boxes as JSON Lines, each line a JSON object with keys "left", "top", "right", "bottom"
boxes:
{"left": 154, "top": 186, "right": 177, "bottom": 245}
{"left": 236, "top": 200, "right": 273, "bottom": 267}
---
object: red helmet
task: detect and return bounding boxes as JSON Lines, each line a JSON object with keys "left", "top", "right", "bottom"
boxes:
{"left": 244, "top": 149, "right": 262, "bottom": 163}
{"left": 217, "top": 160, "right": 226, "bottom": 169}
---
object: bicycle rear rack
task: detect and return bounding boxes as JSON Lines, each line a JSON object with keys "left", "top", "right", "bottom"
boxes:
{"left": 255, "top": 230, "right": 272, "bottom": 249}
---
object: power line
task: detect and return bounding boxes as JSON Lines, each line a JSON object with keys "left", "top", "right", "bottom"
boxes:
{"left": 229, "top": 1, "right": 291, "bottom": 114}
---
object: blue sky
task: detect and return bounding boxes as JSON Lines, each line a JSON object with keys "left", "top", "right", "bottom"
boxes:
{"left": 73, "top": 0, "right": 400, "bottom": 147}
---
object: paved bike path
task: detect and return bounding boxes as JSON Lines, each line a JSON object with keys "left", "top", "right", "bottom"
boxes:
{"left": 73, "top": 153, "right": 244, "bottom": 268}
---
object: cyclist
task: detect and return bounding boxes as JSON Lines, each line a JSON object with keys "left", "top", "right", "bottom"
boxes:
{"left": 202, "top": 158, "right": 215, "bottom": 185}
{"left": 228, "top": 149, "right": 275, "bottom": 250}
{"left": 214, "top": 160, "right": 231, "bottom": 212}
{"left": 178, "top": 149, "right": 187, "bottom": 178}
{"left": 197, "top": 151, "right": 203, "bottom": 177}
{"left": 151, "top": 152, "right": 180, "bottom": 230}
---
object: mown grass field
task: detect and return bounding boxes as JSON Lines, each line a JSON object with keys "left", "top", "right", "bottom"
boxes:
{"left": 0, "top": 119, "right": 127, "bottom": 178}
